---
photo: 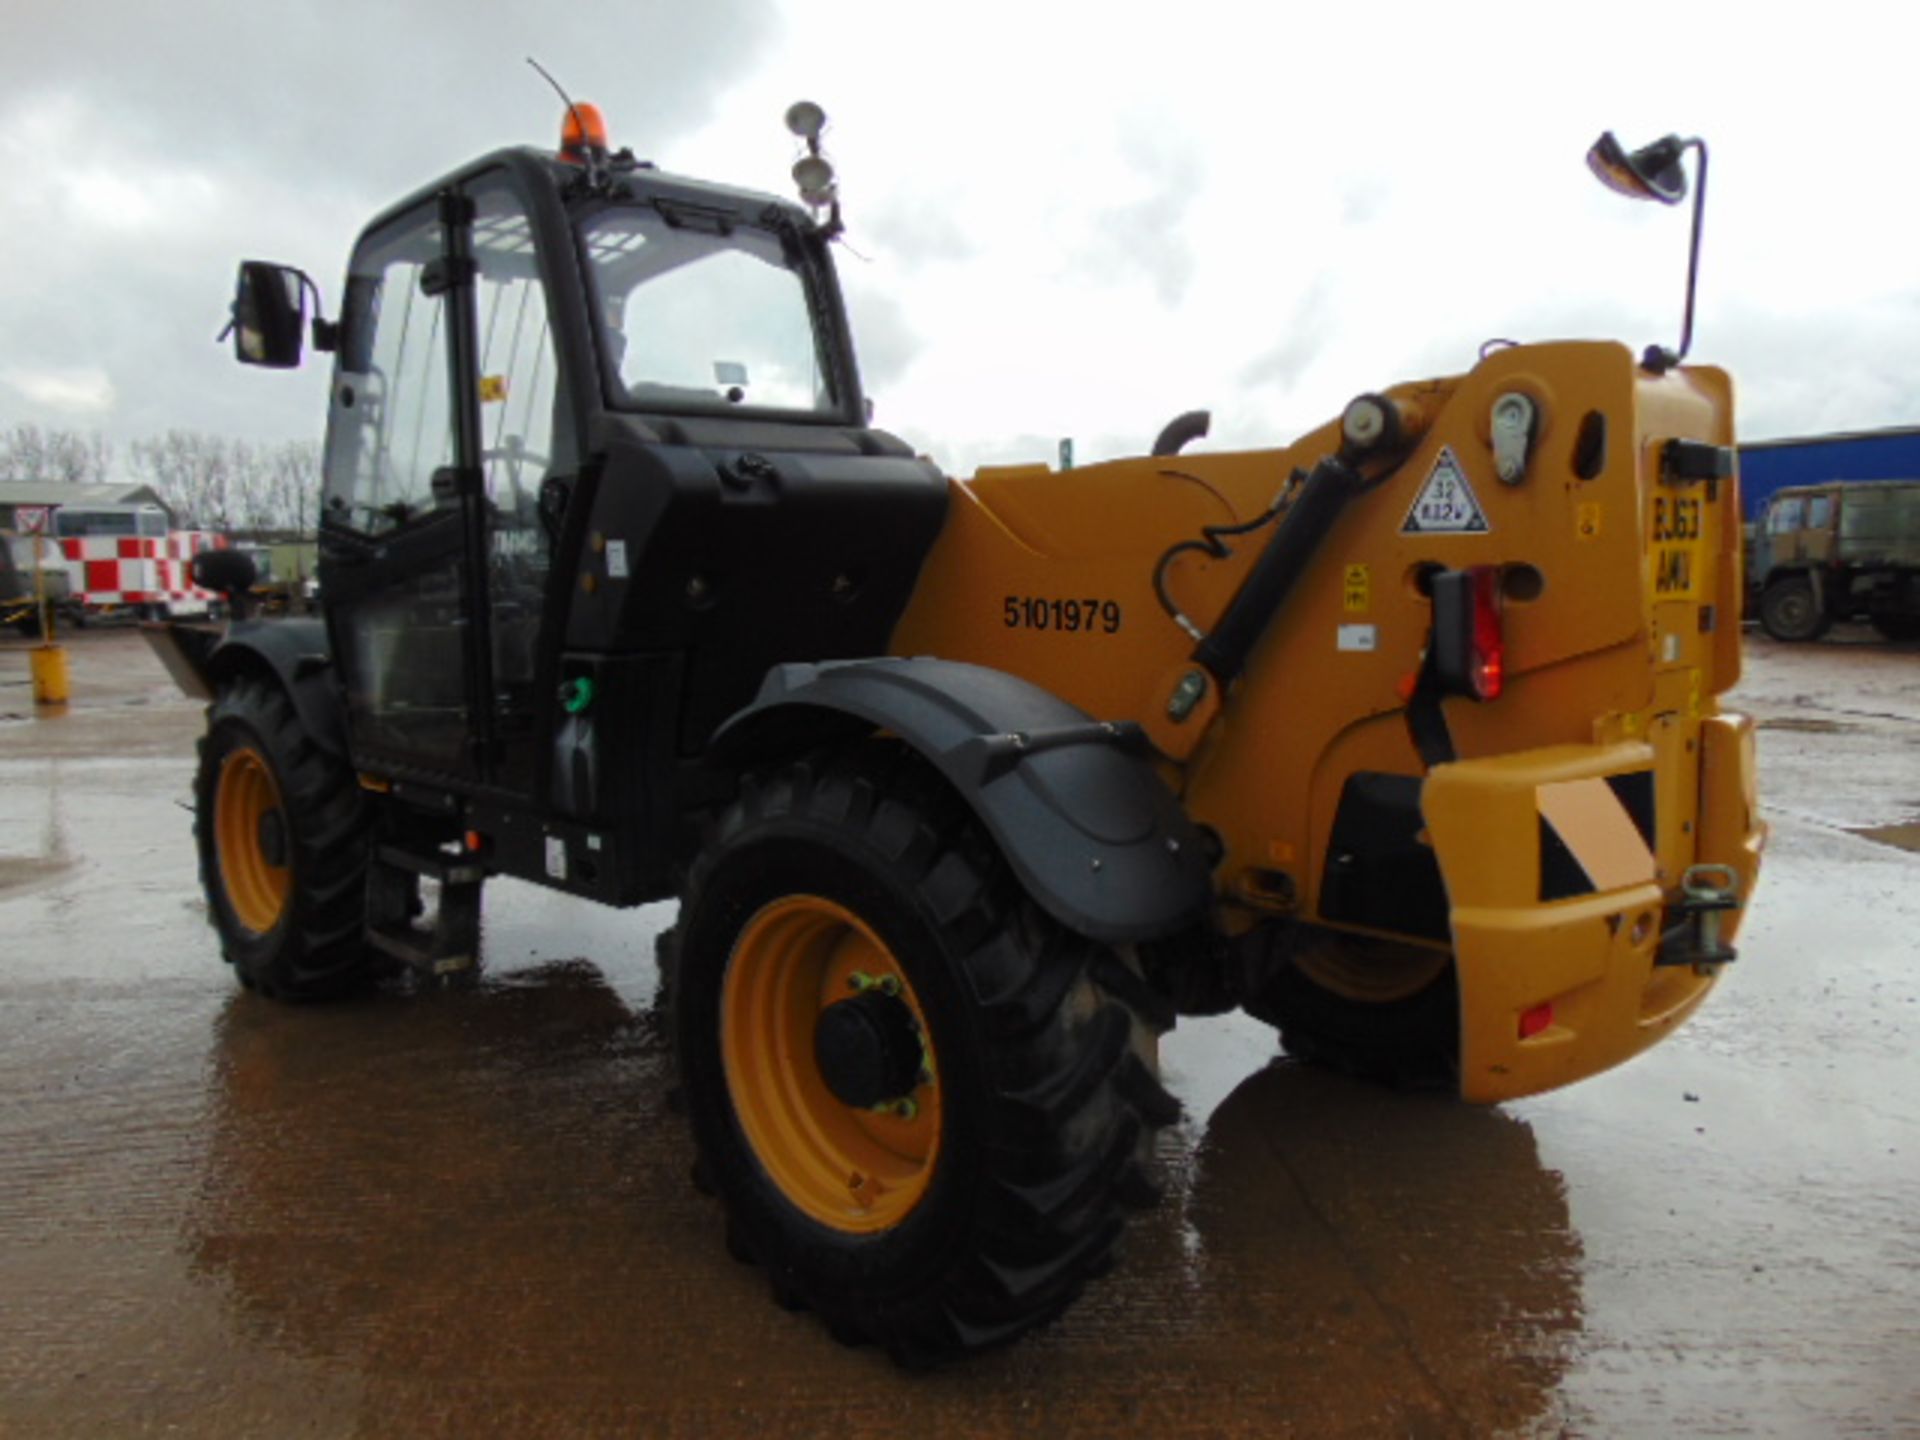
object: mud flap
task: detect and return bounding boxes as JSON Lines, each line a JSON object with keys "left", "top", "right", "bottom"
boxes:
{"left": 711, "top": 658, "right": 1213, "bottom": 944}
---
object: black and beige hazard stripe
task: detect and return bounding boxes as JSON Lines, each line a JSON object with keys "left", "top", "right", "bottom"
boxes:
{"left": 1536, "top": 772, "right": 1657, "bottom": 901}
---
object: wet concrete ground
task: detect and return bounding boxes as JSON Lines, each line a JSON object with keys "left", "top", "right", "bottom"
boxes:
{"left": 0, "top": 626, "right": 1915, "bottom": 1437}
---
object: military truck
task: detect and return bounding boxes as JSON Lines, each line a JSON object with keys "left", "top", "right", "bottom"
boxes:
{"left": 1750, "top": 479, "right": 1920, "bottom": 641}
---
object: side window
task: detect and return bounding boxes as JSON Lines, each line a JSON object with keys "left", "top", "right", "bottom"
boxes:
{"left": 473, "top": 187, "right": 568, "bottom": 504}
{"left": 1805, "top": 494, "right": 1834, "bottom": 530}
{"left": 322, "top": 212, "right": 454, "bottom": 534}
{"left": 470, "top": 182, "right": 571, "bottom": 696}
{"left": 1767, "top": 497, "right": 1805, "bottom": 535}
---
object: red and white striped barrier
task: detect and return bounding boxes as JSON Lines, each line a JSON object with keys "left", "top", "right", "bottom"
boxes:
{"left": 56, "top": 532, "right": 226, "bottom": 616}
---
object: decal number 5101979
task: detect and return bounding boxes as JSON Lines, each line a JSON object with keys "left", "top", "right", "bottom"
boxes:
{"left": 1003, "top": 596, "right": 1122, "bottom": 634}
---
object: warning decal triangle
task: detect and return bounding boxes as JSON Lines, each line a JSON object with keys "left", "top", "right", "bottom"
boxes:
{"left": 1401, "top": 446, "right": 1490, "bottom": 534}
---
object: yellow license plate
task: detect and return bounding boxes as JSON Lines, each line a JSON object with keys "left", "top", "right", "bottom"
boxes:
{"left": 1650, "top": 491, "right": 1706, "bottom": 601}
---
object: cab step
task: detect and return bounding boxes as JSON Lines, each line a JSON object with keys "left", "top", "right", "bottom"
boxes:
{"left": 366, "top": 844, "right": 485, "bottom": 977}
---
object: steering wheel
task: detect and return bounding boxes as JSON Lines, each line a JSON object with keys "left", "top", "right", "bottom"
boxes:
{"left": 480, "top": 446, "right": 552, "bottom": 525}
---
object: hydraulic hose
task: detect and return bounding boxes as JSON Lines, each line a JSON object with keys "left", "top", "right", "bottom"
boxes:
{"left": 1187, "top": 454, "right": 1366, "bottom": 687}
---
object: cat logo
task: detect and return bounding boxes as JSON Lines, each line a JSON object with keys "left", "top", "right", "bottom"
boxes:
{"left": 1402, "top": 447, "right": 1491, "bottom": 535}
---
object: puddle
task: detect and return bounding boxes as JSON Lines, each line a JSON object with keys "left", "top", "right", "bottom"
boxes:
{"left": 1757, "top": 716, "right": 1857, "bottom": 734}
{"left": 0, "top": 853, "right": 76, "bottom": 893}
{"left": 1850, "top": 819, "right": 1920, "bottom": 855}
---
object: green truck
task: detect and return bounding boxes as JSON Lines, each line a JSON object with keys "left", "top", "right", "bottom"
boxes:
{"left": 1749, "top": 479, "right": 1920, "bottom": 641}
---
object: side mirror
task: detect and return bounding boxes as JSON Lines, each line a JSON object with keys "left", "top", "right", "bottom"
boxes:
{"left": 231, "top": 261, "right": 308, "bottom": 368}
{"left": 192, "top": 549, "right": 260, "bottom": 620}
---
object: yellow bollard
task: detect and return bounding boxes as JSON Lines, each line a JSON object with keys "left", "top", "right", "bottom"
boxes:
{"left": 30, "top": 643, "right": 70, "bottom": 706}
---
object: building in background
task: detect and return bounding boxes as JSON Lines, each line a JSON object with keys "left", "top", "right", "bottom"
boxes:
{"left": 0, "top": 481, "right": 218, "bottom": 621}
{"left": 1740, "top": 426, "right": 1920, "bottom": 518}
{"left": 0, "top": 481, "right": 171, "bottom": 533}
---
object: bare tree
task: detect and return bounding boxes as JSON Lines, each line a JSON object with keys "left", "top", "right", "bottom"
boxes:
{"left": 0, "top": 424, "right": 114, "bottom": 484}
{"left": 266, "top": 440, "right": 321, "bottom": 536}
{"left": 127, "top": 432, "right": 322, "bottom": 535}
{"left": 130, "top": 430, "right": 234, "bottom": 530}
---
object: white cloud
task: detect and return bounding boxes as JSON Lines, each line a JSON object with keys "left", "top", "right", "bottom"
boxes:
{"left": 2, "top": 366, "right": 116, "bottom": 414}
{"left": 0, "top": 0, "right": 1915, "bottom": 476}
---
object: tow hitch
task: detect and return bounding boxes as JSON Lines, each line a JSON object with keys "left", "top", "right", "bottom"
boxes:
{"left": 1655, "top": 863, "right": 1742, "bottom": 971}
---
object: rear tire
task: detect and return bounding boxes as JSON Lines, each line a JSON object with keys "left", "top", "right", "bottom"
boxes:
{"left": 1244, "top": 931, "right": 1459, "bottom": 1090}
{"left": 195, "top": 674, "right": 374, "bottom": 999}
{"left": 672, "top": 744, "right": 1177, "bottom": 1364}
{"left": 1759, "top": 577, "right": 1829, "bottom": 642}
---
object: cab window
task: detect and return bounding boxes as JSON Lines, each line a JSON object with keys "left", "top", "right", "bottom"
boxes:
{"left": 582, "top": 208, "right": 832, "bottom": 415}
{"left": 1767, "top": 497, "right": 1805, "bottom": 535}
{"left": 322, "top": 212, "right": 455, "bottom": 535}
{"left": 1805, "top": 494, "right": 1834, "bottom": 530}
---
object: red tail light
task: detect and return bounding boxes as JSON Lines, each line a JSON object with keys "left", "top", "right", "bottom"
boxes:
{"left": 1468, "top": 564, "right": 1503, "bottom": 699}
{"left": 1430, "top": 565, "right": 1505, "bottom": 701}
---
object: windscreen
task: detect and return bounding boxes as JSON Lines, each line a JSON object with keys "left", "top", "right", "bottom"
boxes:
{"left": 583, "top": 208, "right": 832, "bottom": 415}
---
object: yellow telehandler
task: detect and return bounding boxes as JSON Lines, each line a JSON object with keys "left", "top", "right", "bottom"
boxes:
{"left": 153, "top": 107, "right": 1760, "bottom": 1363}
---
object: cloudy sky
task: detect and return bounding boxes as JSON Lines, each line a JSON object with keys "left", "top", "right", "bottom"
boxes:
{"left": 4, "top": 0, "right": 1916, "bottom": 478}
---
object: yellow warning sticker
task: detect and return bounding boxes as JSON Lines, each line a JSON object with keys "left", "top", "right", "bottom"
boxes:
{"left": 479, "top": 374, "right": 509, "bottom": 403}
{"left": 1576, "top": 502, "right": 1602, "bottom": 540}
{"left": 1343, "top": 563, "right": 1370, "bottom": 612}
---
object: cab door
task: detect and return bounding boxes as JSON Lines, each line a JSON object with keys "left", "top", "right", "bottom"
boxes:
{"left": 319, "top": 192, "right": 491, "bottom": 778}
{"left": 467, "top": 176, "right": 577, "bottom": 795}
{"left": 318, "top": 173, "right": 580, "bottom": 790}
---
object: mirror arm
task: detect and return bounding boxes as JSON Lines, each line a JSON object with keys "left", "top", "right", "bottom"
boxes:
{"left": 293, "top": 270, "right": 337, "bottom": 353}
{"left": 1643, "top": 138, "right": 1709, "bottom": 374}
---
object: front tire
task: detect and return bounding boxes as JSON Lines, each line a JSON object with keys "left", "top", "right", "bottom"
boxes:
{"left": 1759, "top": 576, "right": 1830, "bottom": 642}
{"left": 195, "top": 674, "right": 373, "bottom": 999}
{"left": 673, "top": 745, "right": 1177, "bottom": 1364}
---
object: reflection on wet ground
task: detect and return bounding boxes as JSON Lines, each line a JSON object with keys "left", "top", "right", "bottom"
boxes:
{"left": 21, "top": 953, "right": 1585, "bottom": 1438}
{"left": 2, "top": 628, "right": 1916, "bottom": 1436}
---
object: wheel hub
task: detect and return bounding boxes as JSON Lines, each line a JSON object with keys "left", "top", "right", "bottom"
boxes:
{"left": 814, "top": 990, "right": 923, "bottom": 1108}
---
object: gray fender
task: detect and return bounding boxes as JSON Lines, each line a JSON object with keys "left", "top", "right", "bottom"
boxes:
{"left": 711, "top": 658, "right": 1212, "bottom": 944}
{"left": 148, "top": 617, "right": 347, "bottom": 760}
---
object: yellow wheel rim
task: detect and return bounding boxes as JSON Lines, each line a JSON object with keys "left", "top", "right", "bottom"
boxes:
{"left": 215, "top": 747, "right": 291, "bottom": 936}
{"left": 721, "top": 895, "right": 941, "bottom": 1234}
{"left": 1291, "top": 932, "right": 1449, "bottom": 1004}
